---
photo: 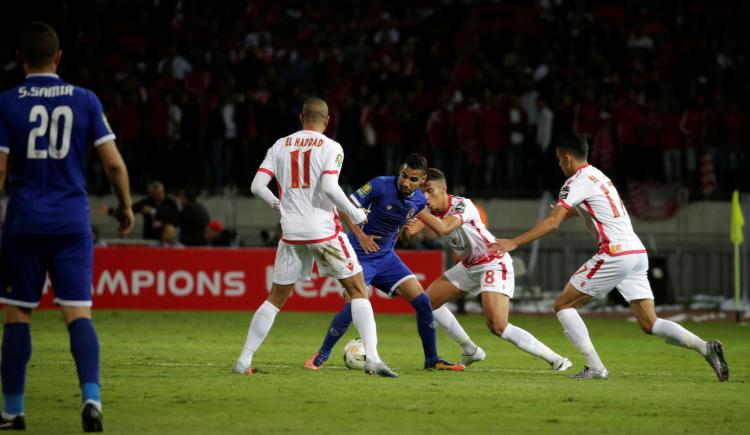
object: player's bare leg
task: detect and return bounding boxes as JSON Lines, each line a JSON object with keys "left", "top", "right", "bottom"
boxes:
{"left": 630, "top": 299, "right": 728, "bottom": 381}
{"left": 60, "top": 306, "right": 103, "bottom": 432}
{"left": 482, "top": 292, "right": 571, "bottom": 370}
{"left": 397, "top": 279, "right": 464, "bottom": 371}
{"left": 234, "top": 283, "right": 294, "bottom": 375}
{"left": 554, "top": 283, "right": 607, "bottom": 379}
{"left": 426, "top": 276, "right": 485, "bottom": 366}
{"left": 339, "top": 273, "right": 397, "bottom": 378}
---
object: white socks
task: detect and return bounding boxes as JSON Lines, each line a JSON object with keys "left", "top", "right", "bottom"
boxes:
{"left": 501, "top": 323, "right": 562, "bottom": 364}
{"left": 238, "top": 300, "right": 279, "bottom": 367}
{"left": 432, "top": 305, "right": 477, "bottom": 354}
{"left": 556, "top": 308, "right": 605, "bottom": 370}
{"left": 350, "top": 298, "right": 381, "bottom": 363}
{"left": 652, "top": 318, "right": 708, "bottom": 356}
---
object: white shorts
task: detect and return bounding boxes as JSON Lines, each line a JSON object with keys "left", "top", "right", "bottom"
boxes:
{"left": 569, "top": 253, "right": 653, "bottom": 302}
{"left": 273, "top": 234, "right": 363, "bottom": 285}
{"left": 444, "top": 258, "right": 515, "bottom": 298}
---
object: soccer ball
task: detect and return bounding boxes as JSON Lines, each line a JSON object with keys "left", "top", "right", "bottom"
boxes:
{"left": 343, "top": 338, "right": 366, "bottom": 370}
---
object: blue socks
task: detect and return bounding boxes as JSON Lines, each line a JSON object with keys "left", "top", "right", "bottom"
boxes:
{"left": 68, "top": 318, "right": 100, "bottom": 405}
{"left": 411, "top": 293, "right": 439, "bottom": 366}
{"left": 1, "top": 323, "right": 32, "bottom": 416}
{"left": 316, "top": 303, "right": 353, "bottom": 364}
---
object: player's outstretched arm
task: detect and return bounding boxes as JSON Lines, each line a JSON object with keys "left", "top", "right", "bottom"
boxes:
{"left": 250, "top": 170, "right": 280, "bottom": 210}
{"left": 97, "top": 141, "right": 134, "bottom": 237}
{"left": 319, "top": 175, "right": 367, "bottom": 225}
{"left": 338, "top": 206, "right": 380, "bottom": 253}
{"left": 415, "top": 209, "right": 461, "bottom": 236}
{"left": 489, "top": 204, "right": 568, "bottom": 254}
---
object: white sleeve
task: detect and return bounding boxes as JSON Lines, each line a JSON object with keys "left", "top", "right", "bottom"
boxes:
{"left": 320, "top": 174, "right": 366, "bottom": 225}
{"left": 251, "top": 170, "right": 280, "bottom": 210}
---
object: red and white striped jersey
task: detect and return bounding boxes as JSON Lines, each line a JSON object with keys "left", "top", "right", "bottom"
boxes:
{"left": 432, "top": 195, "right": 504, "bottom": 267}
{"left": 558, "top": 164, "right": 646, "bottom": 256}
{"left": 258, "top": 130, "right": 344, "bottom": 242}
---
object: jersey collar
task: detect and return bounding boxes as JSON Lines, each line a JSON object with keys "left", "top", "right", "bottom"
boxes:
{"left": 573, "top": 163, "right": 590, "bottom": 175}
{"left": 432, "top": 194, "right": 452, "bottom": 218}
{"left": 25, "top": 73, "right": 60, "bottom": 79}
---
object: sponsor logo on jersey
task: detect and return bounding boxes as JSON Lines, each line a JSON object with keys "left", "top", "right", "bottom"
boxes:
{"left": 335, "top": 154, "right": 344, "bottom": 168}
{"left": 560, "top": 185, "right": 570, "bottom": 200}
{"left": 357, "top": 182, "right": 372, "bottom": 198}
{"left": 386, "top": 204, "right": 393, "bottom": 210}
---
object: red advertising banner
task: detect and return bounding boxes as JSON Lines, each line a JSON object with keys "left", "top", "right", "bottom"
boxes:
{"left": 37, "top": 247, "right": 444, "bottom": 312}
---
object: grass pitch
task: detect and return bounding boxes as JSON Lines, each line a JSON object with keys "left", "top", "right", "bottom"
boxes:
{"left": 24, "top": 310, "right": 750, "bottom": 434}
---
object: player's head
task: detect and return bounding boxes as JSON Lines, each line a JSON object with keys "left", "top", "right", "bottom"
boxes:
{"left": 19, "top": 22, "right": 61, "bottom": 72}
{"left": 555, "top": 131, "right": 589, "bottom": 177}
{"left": 300, "top": 97, "right": 330, "bottom": 132}
{"left": 398, "top": 153, "right": 428, "bottom": 196}
{"left": 422, "top": 168, "right": 448, "bottom": 212}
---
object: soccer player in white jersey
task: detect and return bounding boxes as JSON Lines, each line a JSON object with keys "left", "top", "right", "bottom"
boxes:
{"left": 403, "top": 168, "right": 572, "bottom": 371}
{"left": 233, "top": 98, "right": 398, "bottom": 377}
{"left": 491, "top": 132, "right": 729, "bottom": 381}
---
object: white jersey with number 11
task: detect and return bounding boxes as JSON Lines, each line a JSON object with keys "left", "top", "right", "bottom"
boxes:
{"left": 558, "top": 164, "right": 646, "bottom": 256}
{"left": 257, "top": 129, "right": 344, "bottom": 243}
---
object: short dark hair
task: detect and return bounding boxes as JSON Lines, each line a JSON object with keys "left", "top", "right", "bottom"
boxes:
{"left": 556, "top": 131, "right": 589, "bottom": 160}
{"left": 403, "top": 153, "right": 428, "bottom": 172}
{"left": 425, "top": 168, "right": 446, "bottom": 183}
{"left": 20, "top": 22, "right": 59, "bottom": 68}
{"left": 302, "top": 97, "right": 328, "bottom": 121}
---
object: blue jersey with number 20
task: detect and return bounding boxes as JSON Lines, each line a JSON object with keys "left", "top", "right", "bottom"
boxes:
{"left": 0, "top": 73, "right": 115, "bottom": 235}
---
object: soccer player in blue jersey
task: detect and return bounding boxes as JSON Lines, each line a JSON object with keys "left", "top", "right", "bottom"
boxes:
{"left": 0, "top": 22, "right": 134, "bottom": 431}
{"left": 304, "top": 154, "right": 463, "bottom": 371}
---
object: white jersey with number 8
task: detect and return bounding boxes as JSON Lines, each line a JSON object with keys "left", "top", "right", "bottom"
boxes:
{"left": 558, "top": 164, "right": 646, "bottom": 256}
{"left": 258, "top": 130, "right": 345, "bottom": 243}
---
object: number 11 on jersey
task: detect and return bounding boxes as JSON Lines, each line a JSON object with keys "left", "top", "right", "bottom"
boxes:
{"left": 290, "top": 149, "right": 311, "bottom": 188}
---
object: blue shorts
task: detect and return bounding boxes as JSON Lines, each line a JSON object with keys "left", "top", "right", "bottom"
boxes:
{"left": 0, "top": 232, "right": 93, "bottom": 308}
{"left": 358, "top": 250, "right": 416, "bottom": 297}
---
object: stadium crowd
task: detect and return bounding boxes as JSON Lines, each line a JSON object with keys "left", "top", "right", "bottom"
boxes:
{"left": 0, "top": 0, "right": 748, "bottom": 199}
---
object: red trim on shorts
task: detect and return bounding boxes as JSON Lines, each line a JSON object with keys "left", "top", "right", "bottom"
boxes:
{"left": 337, "top": 236, "right": 351, "bottom": 259}
{"left": 582, "top": 200, "right": 610, "bottom": 251}
{"left": 601, "top": 249, "right": 647, "bottom": 257}
{"left": 282, "top": 233, "right": 338, "bottom": 244}
{"left": 559, "top": 198, "right": 571, "bottom": 209}
{"left": 257, "top": 168, "right": 274, "bottom": 177}
{"left": 499, "top": 262, "right": 507, "bottom": 280}
{"left": 322, "top": 170, "right": 339, "bottom": 175}
{"left": 585, "top": 259, "right": 605, "bottom": 279}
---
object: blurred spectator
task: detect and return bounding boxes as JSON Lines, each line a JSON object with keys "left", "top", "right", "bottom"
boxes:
{"left": 177, "top": 189, "right": 210, "bottom": 246}
{"left": 129, "top": 181, "right": 179, "bottom": 240}
{"left": 205, "top": 220, "right": 239, "bottom": 247}
{"left": 3, "top": 1, "right": 746, "bottom": 198}
{"left": 260, "top": 223, "right": 281, "bottom": 247}
{"left": 160, "top": 223, "right": 183, "bottom": 248}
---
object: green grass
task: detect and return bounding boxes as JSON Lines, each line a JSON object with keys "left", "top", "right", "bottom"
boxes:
{"left": 23, "top": 310, "right": 750, "bottom": 434}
